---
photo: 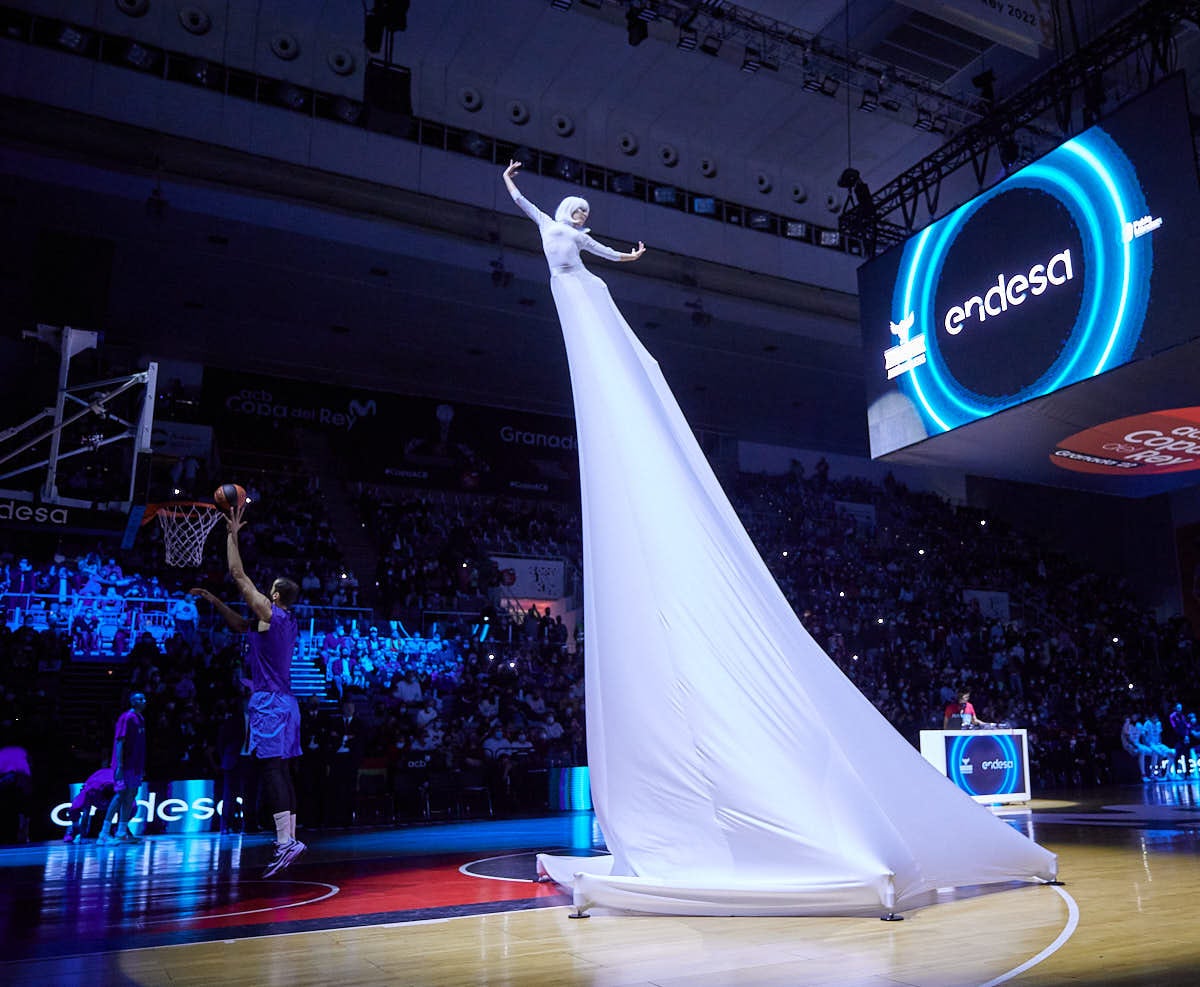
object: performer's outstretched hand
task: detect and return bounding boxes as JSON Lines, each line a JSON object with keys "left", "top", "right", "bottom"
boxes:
{"left": 503, "top": 160, "right": 522, "bottom": 199}
{"left": 623, "top": 241, "right": 646, "bottom": 262}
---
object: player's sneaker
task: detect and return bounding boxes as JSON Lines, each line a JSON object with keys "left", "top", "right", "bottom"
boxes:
{"left": 117, "top": 830, "right": 142, "bottom": 843}
{"left": 262, "top": 839, "right": 306, "bottom": 878}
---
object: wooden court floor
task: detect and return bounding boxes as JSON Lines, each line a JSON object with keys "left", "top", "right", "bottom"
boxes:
{"left": 4, "top": 787, "right": 1200, "bottom": 986}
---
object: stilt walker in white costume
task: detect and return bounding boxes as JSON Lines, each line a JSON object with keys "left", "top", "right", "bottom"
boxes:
{"left": 502, "top": 162, "right": 1057, "bottom": 917}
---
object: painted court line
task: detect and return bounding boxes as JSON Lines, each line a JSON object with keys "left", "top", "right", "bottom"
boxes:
{"left": 978, "top": 884, "right": 1079, "bottom": 987}
{"left": 144, "top": 881, "right": 340, "bottom": 925}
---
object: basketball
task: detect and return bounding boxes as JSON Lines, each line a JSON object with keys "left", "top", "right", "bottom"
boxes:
{"left": 213, "top": 483, "right": 247, "bottom": 517}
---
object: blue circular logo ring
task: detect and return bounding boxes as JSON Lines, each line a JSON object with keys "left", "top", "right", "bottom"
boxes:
{"left": 891, "top": 127, "right": 1153, "bottom": 434}
{"left": 948, "top": 733, "right": 1021, "bottom": 796}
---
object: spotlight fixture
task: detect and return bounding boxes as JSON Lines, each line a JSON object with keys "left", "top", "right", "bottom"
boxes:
{"left": 836, "top": 167, "right": 860, "bottom": 190}
{"left": 554, "top": 155, "right": 582, "bottom": 181}
{"left": 859, "top": 89, "right": 879, "bottom": 112}
{"left": 610, "top": 173, "right": 637, "bottom": 196}
{"left": 124, "top": 41, "right": 160, "bottom": 71}
{"left": 56, "top": 24, "right": 90, "bottom": 52}
{"left": 275, "top": 82, "right": 308, "bottom": 111}
{"left": 784, "top": 220, "right": 809, "bottom": 239}
{"left": 820, "top": 75, "right": 839, "bottom": 97}
{"left": 333, "top": 97, "right": 364, "bottom": 124}
{"left": 677, "top": 27, "right": 697, "bottom": 51}
{"left": 914, "top": 110, "right": 933, "bottom": 131}
{"left": 740, "top": 47, "right": 761, "bottom": 73}
{"left": 699, "top": 34, "right": 722, "bottom": 55}
{"left": 802, "top": 74, "right": 823, "bottom": 94}
{"left": 461, "top": 131, "right": 489, "bottom": 157}
{"left": 819, "top": 229, "right": 840, "bottom": 247}
{"left": 186, "top": 58, "right": 211, "bottom": 86}
{"left": 550, "top": 0, "right": 573, "bottom": 9}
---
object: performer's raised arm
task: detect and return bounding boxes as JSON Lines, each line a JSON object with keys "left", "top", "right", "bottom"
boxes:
{"left": 503, "top": 160, "right": 545, "bottom": 224}
{"left": 502, "top": 159, "right": 523, "bottom": 200}
{"left": 504, "top": 159, "right": 646, "bottom": 263}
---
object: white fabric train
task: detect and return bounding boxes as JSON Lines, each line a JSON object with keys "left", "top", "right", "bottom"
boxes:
{"left": 512, "top": 184, "right": 1057, "bottom": 916}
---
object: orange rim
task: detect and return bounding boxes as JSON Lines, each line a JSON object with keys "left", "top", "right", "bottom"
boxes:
{"left": 140, "top": 501, "right": 221, "bottom": 525}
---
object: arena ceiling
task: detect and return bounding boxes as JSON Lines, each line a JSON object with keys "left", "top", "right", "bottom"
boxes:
{"left": 1, "top": 0, "right": 1197, "bottom": 462}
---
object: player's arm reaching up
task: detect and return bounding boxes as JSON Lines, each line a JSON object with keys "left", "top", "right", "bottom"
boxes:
{"left": 225, "top": 501, "right": 273, "bottom": 624}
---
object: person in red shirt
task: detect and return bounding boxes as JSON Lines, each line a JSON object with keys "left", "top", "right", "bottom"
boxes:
{"left": 943, "top": 690, "right": 994, "bottom": 730}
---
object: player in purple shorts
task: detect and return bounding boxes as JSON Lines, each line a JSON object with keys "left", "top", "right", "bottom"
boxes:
{"left": 191, "top": 499, "right": 305, "bottom": 877}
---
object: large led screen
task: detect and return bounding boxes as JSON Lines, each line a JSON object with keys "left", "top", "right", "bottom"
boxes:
{"left": 860, "top": 75, "right": 1200, "bottom": 460}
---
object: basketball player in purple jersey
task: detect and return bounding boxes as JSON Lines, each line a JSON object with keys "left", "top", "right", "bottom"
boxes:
{"left": 191, "top": 500, "right": 305, "bottom": 877}
{"left": 98, "top": 692, "right": 147, "bottom": 843}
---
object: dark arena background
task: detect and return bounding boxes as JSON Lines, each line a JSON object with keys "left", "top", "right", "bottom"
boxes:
{"left": 3, "top": 1, "right": 1200, "bottom": 984}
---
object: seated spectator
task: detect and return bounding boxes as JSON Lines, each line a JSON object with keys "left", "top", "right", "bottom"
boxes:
{"left": 482, "top": 726, "right": 512, "bottom": 760}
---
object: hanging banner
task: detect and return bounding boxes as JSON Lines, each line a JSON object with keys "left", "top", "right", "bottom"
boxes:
{"left": 491, "top": 555, "right": 566, "bottom": 599}
{"left": 200, "top": 369, "right": 579, "bottom": 498}
{"left": 898, "top": 0, "right": 1053, "bottom": 57}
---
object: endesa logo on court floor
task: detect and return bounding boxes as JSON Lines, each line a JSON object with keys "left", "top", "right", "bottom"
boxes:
{"left": 871, "top": 124, "right": 1157, "bottom": 450}
{"left": 1052, "top": 408, "right": 1200, "bottom": 476}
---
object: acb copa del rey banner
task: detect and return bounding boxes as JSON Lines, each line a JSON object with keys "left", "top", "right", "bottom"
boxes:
{"left": 201, "top": 368, "right": 580, "bottom": 498}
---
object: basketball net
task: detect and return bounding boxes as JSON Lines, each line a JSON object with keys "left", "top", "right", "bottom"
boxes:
{"left": 152, "top": 502, "right": 223, "bottom": 567}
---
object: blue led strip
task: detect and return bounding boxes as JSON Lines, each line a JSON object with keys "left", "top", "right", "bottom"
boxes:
{"left": 892, "top": 127, "right": 1153, "bottom": 434}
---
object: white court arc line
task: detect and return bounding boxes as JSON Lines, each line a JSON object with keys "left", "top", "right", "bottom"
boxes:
{"left": 144, "top": 880, "right": 340, "bottom": 924}
{"left": 977, "top": 885, "right": 1079, "bottom": 987}
{"left": 459, "top": 852, "right": 541, "bottom": 883}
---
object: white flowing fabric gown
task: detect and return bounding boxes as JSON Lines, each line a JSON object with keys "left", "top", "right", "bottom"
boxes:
{"left": 509, "top": 187, "right": 1057, "bottom": 917}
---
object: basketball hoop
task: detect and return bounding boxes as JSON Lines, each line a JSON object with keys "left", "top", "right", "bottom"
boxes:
{"left": 143, "top": 501, "right": 223, "bottom": 567}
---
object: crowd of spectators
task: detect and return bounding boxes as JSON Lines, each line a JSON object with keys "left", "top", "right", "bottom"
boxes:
{"left": 3, "top": 456, "right": 1200, "bottom": 841}
{"left": 356, "top": 482, "right": 582, "bottom": 620}
{"left": 731, "top": 463, "right": 1198, "bottom": 787}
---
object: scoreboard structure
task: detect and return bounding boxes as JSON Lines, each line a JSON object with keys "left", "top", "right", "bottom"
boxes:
{"left": 858, "top": 75, "right": 1200, "bottom": 498}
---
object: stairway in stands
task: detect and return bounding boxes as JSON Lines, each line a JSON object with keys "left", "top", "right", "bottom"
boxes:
{"left": 294, "top": 431, "right": 379, "bottom": 606}
{"left": 290, "top": 637, "right": 330, "bottom": 700}
{"left": 59, "top": 661, "right": 128, "bottom": 735}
